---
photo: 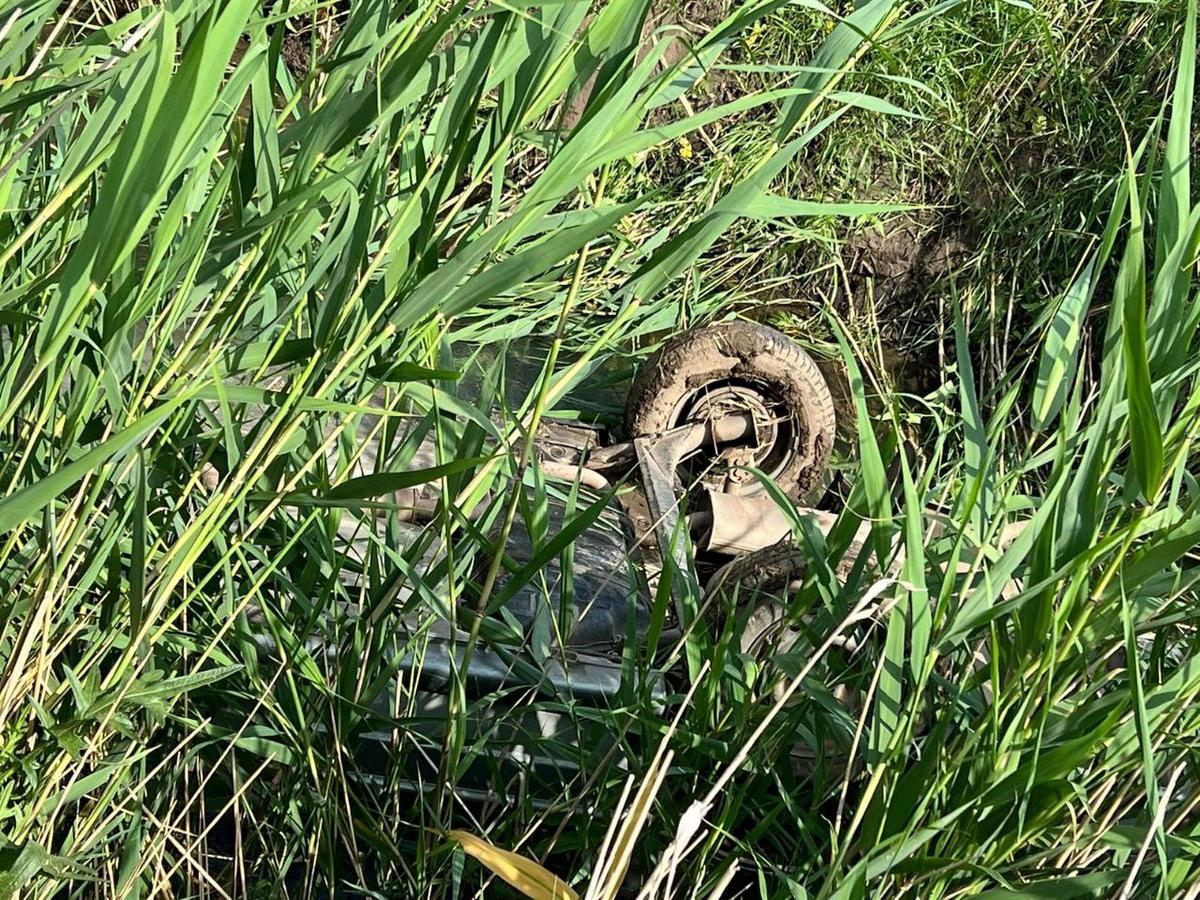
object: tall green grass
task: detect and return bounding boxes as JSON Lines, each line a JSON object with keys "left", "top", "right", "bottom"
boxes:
{"left": 1, "top": 0, "right": 1199, "bottom": 896}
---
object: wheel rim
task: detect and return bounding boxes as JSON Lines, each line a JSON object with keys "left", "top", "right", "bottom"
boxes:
{"left": 670, "top": 378, "right": 802, "bottom": 494}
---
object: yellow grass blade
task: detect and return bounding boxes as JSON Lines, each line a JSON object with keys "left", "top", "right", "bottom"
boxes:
{"left": 592, "top": 749, "right": 674, "bottom": 900}
{"left": 447, "top": 830, "right": 580, "bottom": 900}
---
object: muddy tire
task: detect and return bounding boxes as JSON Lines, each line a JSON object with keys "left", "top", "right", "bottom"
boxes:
{"left": 626, "top": 320, "right": 835, "bottom": 499}
{"left": 708, "top": 543, "right": 808, "bottom": 605}
{"left": 708, "top": 543, "right": 864, "bottom": 674}
{"left": 708, "top": 543, "right": 808, "bottom": 656}
{"left": 710, "top": 545, "right": 864, "bottom": 772}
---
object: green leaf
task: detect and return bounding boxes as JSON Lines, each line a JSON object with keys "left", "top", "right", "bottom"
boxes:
{"left": 776, "top": 0, "right": 899, "bottom": 140}
{"left": 325, "top": 458, "right": 488, "bottom": 501}
{"left": 1122, "top": 589, "right": 1170, "bottom": 879}
{"left": 629, "top": 108, "right": 848, "bottom": 301}
{"left": 942, "top": 465, "right": 1071, "bottom": 644}
{"left": 392, "top": 202, "right": 638, "bottom": 332}
{"left": 745, "top": 195, "right": 919, "bottom": 220}
{"left": 39, "top": 0, "right": 260, "bottom": 360}
{"left": 124, "top": 664, "right": 243, "bottom": 704}
{"left": 975, "top": 870, "right": 1125, "bottom": 899}
{"left": 0, "top": 841, "right": 50, "bottom": 896}
{"left": 0, "top": 392, "right": 196, "bottom": 534}
{"left": 1153, "top": 0, "right": 1196, "bottom": 274}
{"left": 897, "top": 445, "right": 929, "bottom": 684}
{"left": 870, "top": 594, "right": 905, "bottom": 764}
{"left": 832, "top": 318, "right": 893, "bottom": 567}
{"left": 194, "top": 383, "right": 403, "bottom": 417}
{"left": 1150, "top": 207, "right": 1200, "bottom": 378}
{"left": 367, "top": 361, "right": 462, "bottom": 383}
{"left": 954, "top": 303, "right": 991, "bottom": 538}
{"left": 1031, "top": 257, "right": 1095, "bottom": 431}
{"left": 490, "top": 491, "right": 614, "bottom": 611}
{"left": 1116, "top": 162, "right": 1164, "bottom": 500}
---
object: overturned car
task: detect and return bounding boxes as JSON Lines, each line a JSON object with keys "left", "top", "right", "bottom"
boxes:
{"left": 364, "top": 321, "right": 847, "bottom": 727}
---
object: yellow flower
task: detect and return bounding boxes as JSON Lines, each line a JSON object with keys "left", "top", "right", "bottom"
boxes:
{"left": 677, "top": 137, "right": 693, "bottom": 161}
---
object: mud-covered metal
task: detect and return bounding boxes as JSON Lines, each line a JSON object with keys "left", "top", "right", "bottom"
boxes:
{"left": 700, "top": 491, "right": 794, "bottom": 555}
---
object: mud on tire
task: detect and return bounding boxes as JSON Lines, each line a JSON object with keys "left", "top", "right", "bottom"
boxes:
{"left": 708, "top": 543, "right": 808, "bottom": 656}
{"left": 625, "top": 320, "right": 835, "bottom": 500}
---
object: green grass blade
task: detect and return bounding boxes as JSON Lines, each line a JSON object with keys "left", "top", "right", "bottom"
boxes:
{"left": 325, "top": 458, "right": 488, "bottom": 501}
{"left": 775, "top": 0, "right": 899, "bottom": 140}
{"left": 1116, "top": 162, "right": 1164, "bottom": 501}
{"left": 833, "top": 318, "right": 893, "bottom": 568}
{"left": 1031, "top": 257, "right": 1095, "bottom": 431}
{"left": 0, "top": 392, "right": 196, "bottom": 534}
{"left": 1153, "top": 0, "right": 1196, "bottom": 274}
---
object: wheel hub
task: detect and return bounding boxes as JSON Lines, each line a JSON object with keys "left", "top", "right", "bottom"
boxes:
{"left": 680, "top": 384, "right": 787, "bottom": 487}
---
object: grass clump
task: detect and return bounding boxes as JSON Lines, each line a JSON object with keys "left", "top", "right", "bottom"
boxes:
{"left": 2, "top": 0, "right": 1200, "bottom": 897}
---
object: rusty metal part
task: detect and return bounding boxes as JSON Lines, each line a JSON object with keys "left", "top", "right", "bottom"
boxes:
{"left": 626, "top": 411, "right": 761, "bottom": 621}
{"left": 592, "top": 411, "right": 757, "bottom": 474}
{"left": 633, "top": 433, "right": 687, "bottom": 605}
{"left": 631, "top": 415, "right": 756, "bottom": 533}
{"left": 681, "top": 384, "right": 783, "bottom": 488}
{"left": 533, "top": 420, "right": 603, "bottom": 462}
{"left": 585, "top": 441, "right": 638, "bottom": 472}
{"left": 703, "top": 410, "right": 757, "bottom": 445}
{"left": 632, "top": 423, "right": 706, "bottom": 619}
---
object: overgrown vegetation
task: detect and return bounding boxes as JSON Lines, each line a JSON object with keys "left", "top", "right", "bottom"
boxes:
{"left": 2, "top": 0, "right": 1199, "bottom": 896}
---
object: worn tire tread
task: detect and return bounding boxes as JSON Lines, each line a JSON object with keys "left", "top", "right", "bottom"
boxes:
{"left": 625, "top": 320, "right": 835, "bottom": 498}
